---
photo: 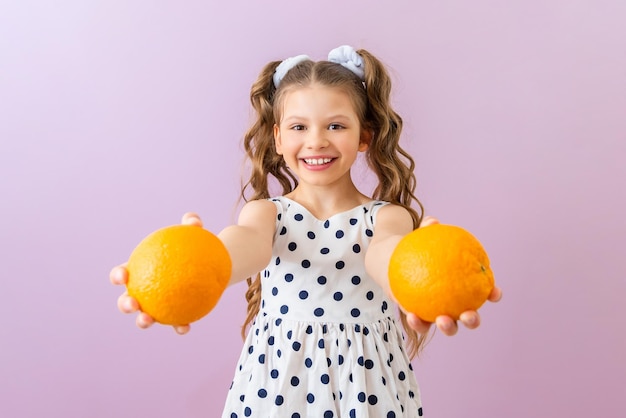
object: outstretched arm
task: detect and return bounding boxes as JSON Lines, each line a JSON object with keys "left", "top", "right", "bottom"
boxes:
{"left": 218, "top": 199, "right": 276, "bottom": 286}
{"left": 364, "top": 204, "right": 416, "bottom": 299}
{"left": 365, "top": 205, "right": 502, "bottom": 336}
{"left": 110, "top": 199, "right": 277, "bottom": 333}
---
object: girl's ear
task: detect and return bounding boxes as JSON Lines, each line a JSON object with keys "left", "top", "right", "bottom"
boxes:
{"left": 274, "top": 124, "right": 283, "bottom": 155}
{"left": 359, "top": 129, "right": 373, "bottom": 152}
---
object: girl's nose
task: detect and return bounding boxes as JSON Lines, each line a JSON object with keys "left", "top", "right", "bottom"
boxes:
{"left": 305, "top": 129, "right": 329, "bottom": 149}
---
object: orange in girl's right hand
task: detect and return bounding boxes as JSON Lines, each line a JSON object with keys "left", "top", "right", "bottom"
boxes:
{"left": 126, "top": 225, "right": 232, "bottom": 326}
{"left": 388, "top": 224, "right": 495, "bottom": 323}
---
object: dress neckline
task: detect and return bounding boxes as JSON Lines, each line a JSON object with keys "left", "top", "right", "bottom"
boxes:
{"left": 275, "top": 196, "right": 377, "bottom": 223}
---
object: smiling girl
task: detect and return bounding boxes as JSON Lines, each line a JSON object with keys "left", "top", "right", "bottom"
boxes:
{"left": 111, "top": 45, "right": 501, "bottom": 417}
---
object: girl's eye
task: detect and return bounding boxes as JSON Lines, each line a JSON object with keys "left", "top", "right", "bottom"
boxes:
{"left": 328, "top": 124, "right": 344, "bottom": 130}
{"left": 291, "top": 125, "right": 306, "bottom": 131}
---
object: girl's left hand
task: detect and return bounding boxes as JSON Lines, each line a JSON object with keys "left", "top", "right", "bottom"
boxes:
{"left": 405, "top": 286, "right": 503, "bottom": 336}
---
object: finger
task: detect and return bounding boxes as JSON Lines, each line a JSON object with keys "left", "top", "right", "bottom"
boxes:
{"left": 182, "top": 212, "right": 203, "bottom": 227}
{"left": 109, "top": 264, "right": 129, "bottom": 285}
{"left": 488, "top": 286, "right": 503, "bottom": 303}
{"left": 420, "top": 216, "right": 440, "bottom": 227}
{"left": 435, "top": 316, "right": 458, "bottom": 336}
{"left": 459, "top": 311, "right": 481, "bottom": 330}
{"left": 117, "top": 292, "right": 139, "bottom": 314}
{"left": 406, "top": 313, "right": 432, "bottom": 335}
{"left": 174, "top": 325, "right": 190, "bottom": 335}
{"left": 136, "top": 312, "right": 155, "bottom": 329}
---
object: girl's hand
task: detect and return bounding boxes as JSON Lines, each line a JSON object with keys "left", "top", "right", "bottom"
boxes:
{"left": 405, "top": 286, "right": 503, "bottom": 336}
{"left": 109, "top": 212, "right": 204, "bottom": 335}
{"left": 405, "top": 214, "right": 503, "bottom": 336}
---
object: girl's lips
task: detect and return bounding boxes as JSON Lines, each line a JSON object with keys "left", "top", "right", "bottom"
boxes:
{"left": 302, "top": 157, "right": 335, "bottom": 166}
{"left": 300, "top": 157, "right": 337, "bottom": 170}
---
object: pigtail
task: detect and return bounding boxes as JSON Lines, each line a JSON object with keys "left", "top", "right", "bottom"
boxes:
{"left": 240, "top": 61, "right": 292, "bottom": 339}
{"left": 358, "top": 49, "right": 428, "bottom": 359}
{"left": 241, "top": 61, "right": 298, "bottom": 203}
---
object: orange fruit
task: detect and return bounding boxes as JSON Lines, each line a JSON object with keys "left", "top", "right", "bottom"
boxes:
{"left": 126, "top": 225, "right": 231, "bottom": 325}
{"left": 389, "top": 224, "right": 494, "bottom": 322}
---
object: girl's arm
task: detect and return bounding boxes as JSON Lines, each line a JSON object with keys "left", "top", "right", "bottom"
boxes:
{"left": 110, "top": 199, "right": 276, "bottom": 333}
{"left": 365, "top": 205, "right": 501, "bottom": 336}
{"left": 218, "top": 199, "right": 276, "bottom": 287}
{"left": 364, "top": 204, "right": 415, "bottom": 299}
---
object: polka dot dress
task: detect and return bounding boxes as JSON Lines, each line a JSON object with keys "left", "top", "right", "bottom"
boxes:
{"left": 222, "top": 197, "right": 423, "bottom": 417}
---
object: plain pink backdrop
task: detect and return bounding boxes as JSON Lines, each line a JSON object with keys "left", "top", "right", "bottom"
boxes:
{"left": 1, "top": 1, "right": 624, "bottom": 417}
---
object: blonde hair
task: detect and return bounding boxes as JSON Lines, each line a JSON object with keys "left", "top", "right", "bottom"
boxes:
{"left": 239, "top": 49, "right": 428, "bottom": 358}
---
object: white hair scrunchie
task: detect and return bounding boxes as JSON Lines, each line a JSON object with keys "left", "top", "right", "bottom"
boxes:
{"left": 273, "top": 54, "right": 310, "bottom": 88}
{"left": 328, "top": 45, "right": 365, "bottom": 80}
{"left": 272, "top": 46, "right": 365, "bottom": 88}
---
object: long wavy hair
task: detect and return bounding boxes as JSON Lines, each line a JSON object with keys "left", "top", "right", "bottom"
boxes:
{"left": 239, "top": 49, "right": 428, "bottom": 358}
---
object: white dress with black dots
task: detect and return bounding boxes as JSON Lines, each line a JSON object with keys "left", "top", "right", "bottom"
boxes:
{"left": 221, "top": 196, "right": 423, "bottom": 417}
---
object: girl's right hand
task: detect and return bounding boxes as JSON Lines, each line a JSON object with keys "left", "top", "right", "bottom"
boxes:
{"left": 109, "top": 212, "right": 204, "bottom": 335}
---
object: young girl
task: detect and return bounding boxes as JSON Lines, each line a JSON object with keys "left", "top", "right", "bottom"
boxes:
{"left": 111, "top": 45, "right": 501, "bottom": 417}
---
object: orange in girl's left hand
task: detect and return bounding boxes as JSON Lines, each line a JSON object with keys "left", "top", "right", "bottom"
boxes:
{"left": 388, "top": 224, "right": 495, "bottom": 323}
{"left": 126, "top": 225, "right": 232, "bottom": 326}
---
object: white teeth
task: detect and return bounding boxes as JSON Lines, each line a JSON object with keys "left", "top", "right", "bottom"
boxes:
{"left": 304, "top": 158, "right": 333, "bottom": 165}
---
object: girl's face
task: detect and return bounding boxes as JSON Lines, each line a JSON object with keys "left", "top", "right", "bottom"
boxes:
{"left": 274, "top": 84, "right": 370, "bottom": 190}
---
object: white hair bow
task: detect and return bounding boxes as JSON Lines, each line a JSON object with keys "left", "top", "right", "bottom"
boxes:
{"left": 273, "top": 45, "right": 365, "bottom": 88}
{"left": 272, "top": 54, "right": 310, "bottom": 88}
{"left": 328, "top": 45, "right": 365, "bottom": 80}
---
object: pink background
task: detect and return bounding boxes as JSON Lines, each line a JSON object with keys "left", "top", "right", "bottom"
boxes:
{"left": 1, "top": 1, "right": 624, "bottom": 417}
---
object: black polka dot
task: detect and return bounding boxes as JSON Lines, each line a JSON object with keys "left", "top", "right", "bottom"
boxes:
{"left": 288, "top": 242, "right": 297, "bottom": 251}
{"left": 301, "top": 259, "right": 311, "bottom": 268}
{"left": 335, "top": 260, "right": 345, "bottom": 269}
{"left": 291, "top": 376, "right": 300, "bottom": 386}
{"left": 285, "top": 273, "right": 294, "bottom": 282}
{"left": 307, "top": 231, "right": 315, "bottom": 239}
{"left": 321, "top": 374, "right": 330, "bottom": 384}
{"left": 314, "top": 308, "right": 325, "bottom": 317}
{"left": 349, "top": 218, "right": 358, "bottom": 225}
{"left": 258, "top": 389, "right": 267, "bottom": 398}
{"left": 294, "top": 214, "right": 303, "bottom": 221}
{"left": 351, "top": 276, "right": 361, "bottom": 285}
{"left": 280, "top": 305, "right": 289, "bottom": 314}
{"left": 299, "top": 290, "right": 308, "bottom": 299}
{"left": 335, "top": 230, "right": 344, "bottom": 238}
{"left": 366, "top": 228, "right": 373, "bottom": 236}
{"left": 352, "top": 244, "right": 361, "bottom": 253}
{"left": 275, "top": 395, "right": 284, "bottom": 405}
{"left": 351, "top": 308, "right": 361, "bottom": 318}
{"left": 317, "top": 276, "right": 327, "bottom": 285}
{"left": 320, "top": 247, "right": 330, "bottom": 254}
{"left": 307, "top": 393, "right": 315, "bottom": 403}
{"left": 333, "top": 292, "right": 343, "bottom": 301}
